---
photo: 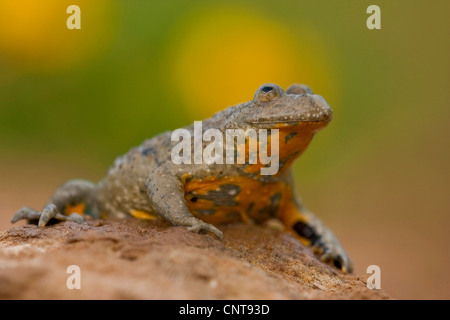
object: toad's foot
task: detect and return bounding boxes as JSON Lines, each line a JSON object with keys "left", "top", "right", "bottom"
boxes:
{"left": 186, "top": 218, "right": 224, "bottom": 241}
{"left": 312, "top": 237, "right": 353, "bottom": 274}
{"left": 291, "top": 220, "right": 353, "bottom": 273}
{"left": 11, "top": 204, "right": 85, "bottom": 227}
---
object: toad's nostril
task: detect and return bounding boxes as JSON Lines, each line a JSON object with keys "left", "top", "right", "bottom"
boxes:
{"left": 261, "top": 86, "right": 273, "bottom": 93}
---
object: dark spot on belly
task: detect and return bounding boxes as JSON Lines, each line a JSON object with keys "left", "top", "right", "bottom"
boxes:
{"left": 246, "top": 202, "right": 255, "bottom": 214}
{"left": 259, "top": 192, "right": 281, "bottom": 212}
{"left": 226, "top": 212, "right": 241, "bottom": 220}
{"left": 256, "top": 193, "right": 282, "bottom": 222}
{"left": 271, "top": 193, "right": 281, "bottom": 206}
{"left": 189, "top": 184, "right": 240, "bottom": 206}
{"left": 285, "top": 132, "right": 297, "bottom": 144}
{"left": 293, "top": 221, "right": 320, "bottom": 245}
{"left": 197, "top": 209, "right": 215, "bottom": 215}
{"left": 220, "top": 184, "right": 240, "bottom": 195}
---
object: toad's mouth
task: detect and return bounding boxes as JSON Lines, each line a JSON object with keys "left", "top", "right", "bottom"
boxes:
{"left": 246, "top": 110, "right": 333, "bottom": 125}
{"left": 246, "top": 117, "right": 331, "bottom": 126}
{"left": 247, "top": 119, "right": 317, "bottom": 125}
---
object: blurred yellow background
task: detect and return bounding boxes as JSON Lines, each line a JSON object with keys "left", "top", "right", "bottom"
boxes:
{"left": 0, "top": 0, "right": 448, "bottom": 299}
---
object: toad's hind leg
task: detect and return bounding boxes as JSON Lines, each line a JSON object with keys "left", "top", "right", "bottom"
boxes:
{"left": 11, "top": 179, "right": 99, "bottom": 227}
{"left": 277, "top": 193, "right": 353, "bottom": 273}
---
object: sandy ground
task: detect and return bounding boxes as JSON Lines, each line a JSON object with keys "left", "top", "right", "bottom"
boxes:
{"left": 0, "top": 219, "right": 389, "bottom": 300}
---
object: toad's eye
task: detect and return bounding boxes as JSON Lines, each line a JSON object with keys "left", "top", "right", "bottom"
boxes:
{"left": 254, "top": 83, "right": 284, "bottom": 103}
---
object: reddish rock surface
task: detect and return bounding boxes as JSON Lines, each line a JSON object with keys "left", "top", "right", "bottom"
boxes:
{"left": 0, "top": 219, "right": 389, "bottom": 299}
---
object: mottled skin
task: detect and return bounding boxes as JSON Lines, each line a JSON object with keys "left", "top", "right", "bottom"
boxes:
{"left": 12, "top": 83, "right": 353, "bottom": 273}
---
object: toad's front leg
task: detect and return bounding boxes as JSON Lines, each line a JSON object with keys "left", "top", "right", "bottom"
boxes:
{"left": 146, "top": 164, "right": 223, "bottom": 241}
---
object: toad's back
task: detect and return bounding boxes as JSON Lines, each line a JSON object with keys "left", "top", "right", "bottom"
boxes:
{"left": 96, "top": 131, "right": 174, "bottom": 219}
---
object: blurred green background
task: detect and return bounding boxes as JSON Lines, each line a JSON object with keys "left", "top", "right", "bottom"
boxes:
{"left": 0, "top": 0, "right": 449, "bottom": 299}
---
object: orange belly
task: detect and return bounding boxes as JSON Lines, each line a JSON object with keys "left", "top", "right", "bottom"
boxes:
{"left": 184, "top": 175, "right": 288, "bottom": 225}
